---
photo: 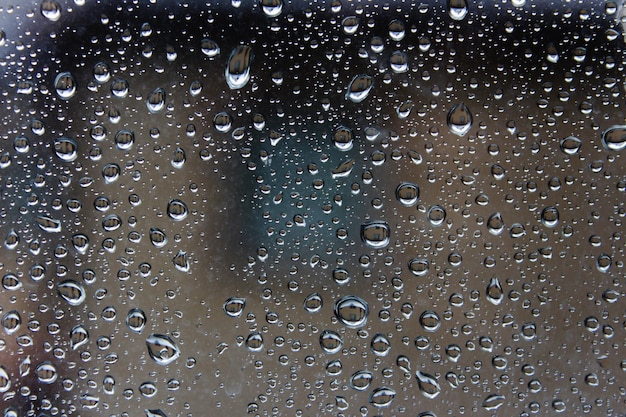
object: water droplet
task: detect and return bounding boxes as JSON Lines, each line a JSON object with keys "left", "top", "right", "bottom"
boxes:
{"left": 350, "top": 370, "right": 372, "bottom": 391}
{"left": 102, "top": 214, "right": 122, "bottom": 231}
{"left": 303, "top": 293, "right": 323, "bottom": 313}
{"left": 510, "top": 223, "right": 526, "bottom": 238}
{"left": 370, "top": 333, "right": 391, "bottom": 356}
{"left": 70, "top": 324, "right": 89, "bottom": 350}
{"left": 390, "top": 50, "right": 409, "bottom": 73}
{"left": 2, "top": 273, "right": 21, "bottom": 291}
{"left": 201, "top": 38, "right": 220, "bottom": 57}
{"left": 146, "top": 334, "right": 180, "bottom": 365}
{"left": 486, "top": 212, "right": 505, "bottom": 235}
{"left": 361, "top": 221, "right": 390, "bottom": 248}
{"left": 334, "top": 295, "right": 368, "bottom": 328}
{"left": 41, "top": 0, "right": 62, "bottom": 21}
{"left": 114, "top": 129, "right": 135, "bottom": 150}
{"left": 601, "top": 125, "right": 626, "bottom": 151}
{"left": 102, "top": 163, "right": 120, "bottom": 183}
{"left": 447, "top": 0, "right": 468, "bottom": 20}
{"left": 2, "top": 310, "right": 21, "bottom": 334}
{"left": 54, "top": 72, "right": 76, "bottom": 99}
{"left": 540, "top": 206, "right": 559, "bottom": 227}
{"left": 172, "top": 250, "right": 190, "bottom": 272}
{"left": 447, "top": 103, "right": 473, "bottom": 136}
{"left": 213, "top": 112, "right": 232, "bottom": 132}
{"left": 341, "top": 16, "right": 359, "bottom": 34}
{"left": 167, "top": 199, "right": 189, "bottom": 221}
{"left": 319, "top": 330, "right": 343, "bottom": 354}
{"left": 149, "top": 228, "right": 168, "bottom": 248}
{"left": 332, "top": 268, "right": 350, "bottom": 285}
{"left": 482, "top": 394, "right": 506, "bottom": 411}
{"left": 260, "top": 0, "right": 283, "bottom": 17}
{"left": 93, "top": 62, "right": 111, "bottom": 83}
{"left": 369, "top": 387, "right": 396, "bottom": 408}
{"left": 145, "top": 409, "right": 167, "bottom": 417}
{"left": 110, "top": 78, "right": 129, "bottom": 98}
{"left": 388, "top": 19, "right": 405, "bottom": 41}
{"left": 139, "top": 381, "right": 157, "bottom": 397}
{"left": 486, "top": 277, "right": 504, "bottom": 305}
{"left": 36, "top": 215, "right": 61, "bottom": 233}
{"left": 56, "top": 280, "right": 86, "bottom": 306}
{"left": 246, "top": 332, "right": 264, "bottom": 352}
{"left": 427, "top": 205, "right": 446, "bottom": 226}
{"left": 225, "top": 45, "right": 253, "bottom": 90}
{"left": 4, "top": 229, "right": 19, "bottom": 250}
{"left": 223, "top": 297, "right": 246, "bottom": 317}
{"left": 35, "top": 362, "right": 57, "bottom": 384}
{"left": 333, "top": 126, "right": 354, "bottom": 151}
{"left": 396, "top": 355, "right": 411, "bottom": 373}
{"left": 560, "top": 136, "right": 582, "bottom": 155}
{"left": 71, "top": 233, "right": 89, "bottom": 255}
{"left": 396, "top": 182, "right": 419, "bottom": 206}
{"left": 52, "top": 137, "right": 78, "bottom": 162}
{"left": 597, "top": 253, "right": 612, "bottom": 273}
{"left": 416, "top": 371, "right": 441, "bottom": 399}
{"left": 408, "top": 258, "right": 430, "bottom": 276}
{"left": 126, "top": 308, "right": 147, "bottom": 333}
{"left": 397, "top": 100, "right": 414, "bottom": 118}
{"left": 146, "top": 87, "right": 166, "bottom": 112}
{"left": 331, "top": 159, "right": 355, "bottom": 178}
{"left": 0, "top": 366, "right": 11, "bottom": 393}
{"left": 346, "top": 74, "right": 374, "bottom": 103}
{"left": 419, "top": 310, "right": 441, "bottom": 332}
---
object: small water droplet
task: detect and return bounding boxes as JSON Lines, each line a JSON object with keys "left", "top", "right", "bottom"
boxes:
{"left": 246, "top": 332, "right": 264, "bottom": 352}
{"left": 601, "top": 125, "right": 626, "bottom": 151}
{"left": 53, "top": 137, "right": 78, "bottom": 162}
{"left": 223, "top": 297, "right": 246, "bottom": 317}
{"left": 172, "top": 250, "right": 189, "bottom": 272}
{"left": 390, "top": 50, "right": 409, "bottom": 73}
{"left": 341, "top": 16, "right": 359, "bottom": 34}
{"left": 201, "top": 38, "right": 220, "bottom": 57}
{"left": 540, "top": 206, "right": 559, "bottom": 227}
{"left": 303, "top": 293, "right": 323, "bottom": 313}
{"left": 427, "top": 205, "right": 446, "bottom": 226}
{"left": 396, "top": 182, "right": 419, "bottom": 206}
{"left": 408, "top": 258, "right": 430, "bottom": 276}
{"left": 350, "top": 370, "right": 372, "bottom": 391}
{"left": 419, "top": 310, "right": 441, "bottom": 332}
{"left": 2, "top": 310, "right": 20, "bottom": 334}
{"left": 149, "top": 228, "right": 168, "bottom": 248}
{"left": 226, "top": 45, "right": 253, "bottom": 90}
{"left": 333, "top": 126, "right": 354, "bottom": 151}
{"left": 370, "top": 333, "right": 391, "bottom": 356}
{"left": 560, "top": 136, "right": 582, "bottom": 155}
{"left": 486, "top": 212, "right": 505, "bottom": 235}
{"left": 213, "top": 112, "right": 232, "bottom": 132}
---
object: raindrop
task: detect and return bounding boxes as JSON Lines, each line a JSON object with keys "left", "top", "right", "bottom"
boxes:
{"left": 486, "top": 212, "right": 505, "bottom": 235}
{"left": 350, "top": 370, "right": 372, "bottom": 391}
{"left": 482, "top": 394, "right": 506, "bottom": 411}
{"left": 102, "top": 163, "right": 120, "bottom": 183}
{"left": 346, "top": 74, "right": 374, "bottom": 103}
{"left": 35, "top": 362, "right": 57, "bottom": 384}
{"left": 447, "top": 103, "right": 473, "bottom": 136}
{"left": 390, "top": 51, "right": 408, "bottom": 73}
{"left": 408, "top": 258, "right": 430, "bottom": 276}
{"left": 146, "top": 334, "right": 180, "bottom": 365}
{"left": 70, "top": 325, "right": 89, "bottom": 350}
{"left": 601, "top": 125, "right": 626, "bottom": 151}
{"left": 225, "top": 45, "right": 253, "bottom": 89}
{"left": 146, "top": 87, "right": 166, "bottom": 112}
{"left": 447, "top": 0, "right": 468, "bottom": 20}
{"left": 93, "top": 62, "right": 111, "bottom": 83}
{"left": 332, "top": 268, "right": 350, "bottom": 285}
{"left": 334, "top": 296, "right": 369, "bottom": 328}
{"left": 41, "top": 0, "right": 62, "bottom": 21}
{"left": 397, "top": 355, "right": 411, "bottom": 373}
{"left": 171, "top": 147, "right": 186, "bottom": 169}
{"left": 114, "top": 129, "right": 135, "bottom": 150}
{"left": 172, "top": 250, "right": 190, "bottom": 272}
{"left": 56, "top": 280, "right": 86, "bottom": 306}
{"left": 597, "top": 253, "right": 612, "bottom": 273}
{"left": 396, "top": 182, "right": 419, "bottom": 206}
{"left": 2, "top": 310, "right": 21, "bottom": 334}
{"left": 149, "top": 228, "right": 168, "bottom": 247}
{"left": 110, "top": 78, "right": 129, "bottom": 98}
{"left": 126, "top": 308, "right": 147, "bottom": 333}
{"left": 71, "top": 233, "right": 89, "bottom": 255}
{"left": 510, "top": 223, "right": 526, "bottom": 238}
{"left": 2, "top": 273, "right": 21, "bottom": 291}
{"left": 341, "top": 16, "right": 359, "bottom": 34}
{"left": 416, "top": 371, "right": 441, "bottom": 399}
{"left": 260, "top": 0, "right": 283, "bottom": 17}
{"left": 14, "top": 136, "right": 30, "bottom": 153}
{"left": 145, "top": 410, "right": 167, "bottom": 417}
{"left": 4, "top": 229, "right": 19, "bottom": 250}
{"left": 201, "top": 38, "right": 220, "bottom": 57}
{"left": 540, "top": 206, "right": 559, "bottom": 227}
{"left": 369, "top": 387, "right": 396, "bottom": 408}
{"left": 427, "top": 205, "right": 446, "bottom": 226}
{"left": 303, "top": 293, "right": 323, "bottom": 313}
{"left": 246, "top": 332, "right": 264, "bottom": 352}
{"left": 319, "top": 330, "right": 343, "bottom": 354}
{"left": 333, "top": 126, "right": 354, "bottom": 151}
{"left": 223, "top": 297, "right": 246, "bottom": 317}
{"left": 361, "top": 221, "right": 390, "bottom": 248}
{"left": 102, "top": 214, "right": 122, "bottom": 231}
{"left": 0, "top": 366, "right": 10, "bottom": 393}
{"left": 213, "top": 112, "right": 232, "bottom": 132}
{"left": 189, "top": 80, "right": 203, "bottom": 96}
{"left": 388, "top": 19, "right": 405, "bottom": 41}
{"left": 54, "top": 72, "right": 76, "bottom": 99}
{"left": 167, "top": 199, "right": 189, "bottom": 221}
{"left": 419, "top": 310, "right": 441, "bottom": 332}
{"left": 560, "top": 136, "right": 582, "bottom": 155}
{"left": 331, "top": 159, "right": 355, "bottom": 178}
{"left": 486, "top": 277, "right": 504, "bottom": 305}
{"left": 370, "top": 333, "right": 391, "bottom": 356}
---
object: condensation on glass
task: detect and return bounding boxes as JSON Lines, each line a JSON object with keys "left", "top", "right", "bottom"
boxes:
{"left": 0, "top": 0, "right": 625, "bottom": 416}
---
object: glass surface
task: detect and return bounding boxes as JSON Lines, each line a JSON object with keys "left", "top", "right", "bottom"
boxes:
{"left": 0, "top": 0, "right": 625, "bottom": 416}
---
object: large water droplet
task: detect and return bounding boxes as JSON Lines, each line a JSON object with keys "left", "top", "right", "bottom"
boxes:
{"left": 225, "top": 45, "right": 253, "bottom": 90}
{"left": 303, "top": 293, "right": 323, "bottom": 313}
{"left": 334, "top": 295, "right": 368, "bottom": 328}
{"left": 350, "top": 370, "right": 372, "bottom": 391}
{"left": 35, "top": 362, "right": 57, "bottom": 384}
{"left": 126, "top": 308, "right": 147, "bottom": 333}
{"left": 114, "top": 129, "right": 135, "bottom": 150}
{"left": 146, "top": 334, "right": 180, "bottom": 365}
{"left": 54, "top": 72, "right": 76, "bottom": 99}
{"left": 41, "top": 0, "right": 62, "bottom": 21}
{"left": 447, "top": 103, "right": 473, "bottom": 136}
{"left": 396, "top": 182, "right": 419, "bottom": 206}
{"left": 333, "top": 126, "right": 354, "bottom": 151}
{"left": 56, "top": 280, "right": 86, "bottom": 306}
{"left": 36, "top": 215, "right": 61, "bottom": 233}
{"left": 416, "top": 371, "right": 441, "bottom": 399}
{"left": 146, "top": 87, "right": 166, "bottom": 112}
{"left": 54, "top": 137, "right": 78, "bottom": 162}
{"left": 213, "top": 112, "right": 232, "bottom": 132}
{"left": 540, "top": 206, "right": 559, "bottom": 227}
{"left": 167, "top": 199, "right": 189, "bottom": 221}
{"left": 370, "top": 333, "right": 391, "bottom": 356}
{"left": 486, "top": 212, "right": 505, "bottom": 235}
{"left": 201, "top": 38, "right": 220, "bottom": 57}
{"left": 448, "top": 0, "right": 468, "bottom": 20}
{"left": 110, "top": 78, "right": 129, "bottom": 98}
{"left": 482, "top": 394, "right": 506, "bottom": 410}
{"left": 361, "top": 221, "right": 390, "bottom": 248}
{"left": 408, "top": 258, "right": 430, "bottom": 276}
{"left": 319, "top": 330, "right": 343, "bottom": 354}
{"left": 427, "top": 205, "right": 446, "bottom": 226}
{"left": 369, "top": 387, "right": 396, "bottom": 408}
{"left": 0, "top": 366, "right": 11, "bottom": 393}
{"left": 260, "top": 0, "right": 283, "bottom": 17}
{"left": 2, "top": 310, "right": 21, "bottom": 334}
{"left": 172, "top": 250, "right": 190, "bottom": 272}
{"left": 93, "top": 62, "right": 111, "bottom": 83}
{"left": 346, "top": 74, "right": 374, "bottom": 103}
{"left": 419, "top": 310, "right": 441, "bottom": 332}
{"left": 560, "top": 136, "right": 582, "bottom": 155}
{"left": 245, "top": 332, "right": 264, "bottom": 352}
{"left": 601, "top": 125, "right": 626, "bottom": 151}
{"left": 223, "top": 297, "right": 246, "bottom": 317}
{"left": 486, "top": 277, "right": 504, "bottom": 305}
{"left": 149, "top": 228, "right": 168, "bottom": 247}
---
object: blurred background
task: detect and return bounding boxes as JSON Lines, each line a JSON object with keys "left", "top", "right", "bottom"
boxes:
{"left": 0, "top": 0, "right": 625, "bottom": 416}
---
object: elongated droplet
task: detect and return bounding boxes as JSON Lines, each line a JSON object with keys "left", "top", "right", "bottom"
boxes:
{"left": 36, "top": 215, "right": 61, "bottom": 233}
{"left": 346, "top": 74, "right": 374, "bottom": 103}
{"left": 70, "top": 324, "right": 89, "bottom": 350}
{"left": 483, "top": 394, "right": 506, "bottom": 410}
{"left": 126, "top": 308, "right": 147, "bottom": 333}
{"left": 146, "top": 334, "right": 180, "bottom": 365}
{"left": 447, "top": 103, "right": 473, "bottom": 136}
{"left": 56, "top": 280, "right": 86, "bottom": 306}
{"left": 226, "top": 45, "right": 253, "bottom": 89}
{"left": 369, "top": 387, "right": 396, "bottom": 408}
{"left": 487, "top": 212, "right": 505, "bottom": 235}
{"left": 601, "top": 125, "right": 626, "bottom": 151}
{"left": 54, "top": 72, "right": 76, "bottom": 99}
{"left": 486, "top": 277, "right": 504, "bottom": 305}
{"left": 416, "top": 371, "right": 441, "bottom": 399}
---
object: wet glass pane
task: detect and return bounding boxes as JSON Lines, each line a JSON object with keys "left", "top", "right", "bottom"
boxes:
{"left": 0, "top": 1, "right": 625, "bottom": 416}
